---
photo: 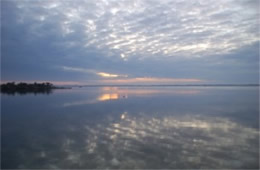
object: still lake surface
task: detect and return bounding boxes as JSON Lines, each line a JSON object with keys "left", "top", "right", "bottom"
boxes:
{"left": 1, "top": 86, "right": 259, "bottom": 169}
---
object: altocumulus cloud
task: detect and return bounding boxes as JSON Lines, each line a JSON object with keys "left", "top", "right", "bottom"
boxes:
{"left": 1, "top": 0, "right": 259, "bottom": 84}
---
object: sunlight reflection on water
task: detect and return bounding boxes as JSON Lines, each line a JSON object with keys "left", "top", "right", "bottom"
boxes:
{"left": 62, "top": 87, "right": 201, "bottom": 107}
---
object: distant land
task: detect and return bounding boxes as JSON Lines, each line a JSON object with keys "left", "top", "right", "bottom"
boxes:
{"left": 1, "top": 82, "right": 259, "bottom": 94}
{"left": 0, "top": 82, "right": 70, "bottom": 95}
{"left": 73, "top": 84, "right": 260, "bottom": 87}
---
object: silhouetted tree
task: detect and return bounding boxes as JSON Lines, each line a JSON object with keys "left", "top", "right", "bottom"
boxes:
{"left": 0, "top": 82, "right": 56, "bottom": 95}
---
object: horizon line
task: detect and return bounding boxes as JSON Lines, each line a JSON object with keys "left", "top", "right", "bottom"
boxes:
{"left": 70, "top": 84, "right": 260, "bottom": 87}
{"left": 1, "top": 81, "right": 259, "bottom": 87}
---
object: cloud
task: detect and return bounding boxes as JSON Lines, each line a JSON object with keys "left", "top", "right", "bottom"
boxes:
{"left": 97, "top": 72, "right": 127, "bottom": 78}
{"left": 61, "top": 66, "right": 128, "bottom": 78}
{"left": 61, "top": 66, "right": 93, "bottom": 73}
{"left": 59, "top": 66, "right": 203, "bottom": 84}
{"left": 59, "top": 65, "right": 203, "bottom": 84}
{"left": 10, "top": 0, "right": 259, "bottom": 60}
{"left": 100, "top": 77, "right": 204, "bottom": 85}
{"left": 1, "top": 0, "right": 259, "bottom": 84}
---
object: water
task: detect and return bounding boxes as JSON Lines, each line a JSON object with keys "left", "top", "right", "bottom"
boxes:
{"left": 1, "top": 86, "right": 259, "bottom": 169}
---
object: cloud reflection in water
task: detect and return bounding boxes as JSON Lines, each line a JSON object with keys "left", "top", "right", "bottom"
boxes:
{"left": 8, "top": 87, "right": 258, "bottom": 169}
{"left": 17, "top": 112, "right": 259, "bottom": 169}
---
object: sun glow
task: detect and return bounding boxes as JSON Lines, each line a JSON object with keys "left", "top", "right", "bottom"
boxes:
{"left": 97, "top": 72, "right": 128, "bottom": 78}
{"left": 97, "top": 72, "right": 119, "bottom": 78}
{"left": 101, "top": 77, "right": 203, "bottom": 84}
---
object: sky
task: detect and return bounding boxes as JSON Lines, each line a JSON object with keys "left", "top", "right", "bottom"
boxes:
{"left": 1, "top": 0, "right": 259, "bottom": 85}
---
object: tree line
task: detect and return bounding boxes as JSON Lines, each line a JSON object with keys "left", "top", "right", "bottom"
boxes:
{"left": 0, "top": 82, "right": 55, "bottom": 95}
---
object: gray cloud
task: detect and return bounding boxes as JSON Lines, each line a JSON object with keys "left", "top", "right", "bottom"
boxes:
{"left": 1, "top": 0, "right": 259, "bottom": 84}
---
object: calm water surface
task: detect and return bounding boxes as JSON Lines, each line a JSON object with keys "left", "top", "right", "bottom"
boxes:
{"left": 1, "top": 86, "right": 259, "bottom": 169}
